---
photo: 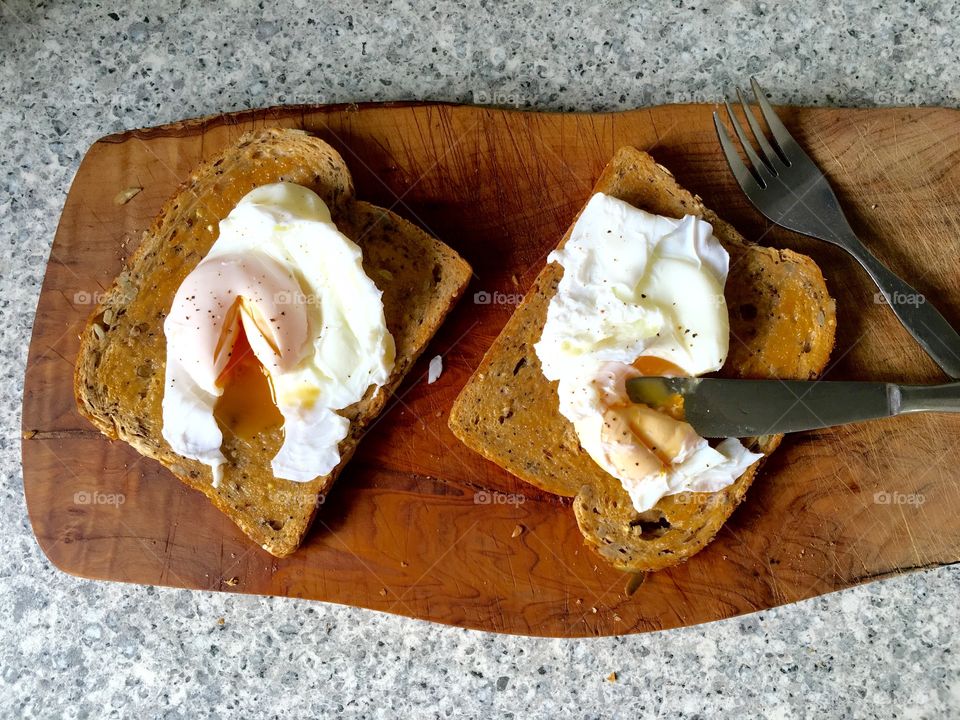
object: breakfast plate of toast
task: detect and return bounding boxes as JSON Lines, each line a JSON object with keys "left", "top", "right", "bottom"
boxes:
{"left": 22, "top": 102, "right": 960, "bottom": 636}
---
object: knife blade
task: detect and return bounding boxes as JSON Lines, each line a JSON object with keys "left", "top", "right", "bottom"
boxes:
{"left": 624, "top": 377, "right": 960, "bottom": 437}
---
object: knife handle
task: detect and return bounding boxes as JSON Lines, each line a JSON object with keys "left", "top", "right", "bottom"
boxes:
{"left": 897, "top": 383, "right": 960, "bottom": 414}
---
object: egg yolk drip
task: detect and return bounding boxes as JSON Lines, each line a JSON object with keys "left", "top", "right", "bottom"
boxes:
{"left": 213, "top": 315, "right": 284, "bottom": 442}
{"left": 591, "top": 359, "right": 702, "bottom": 483}
{"left": 627, "top": 356, "right": 686, "bottom": 420}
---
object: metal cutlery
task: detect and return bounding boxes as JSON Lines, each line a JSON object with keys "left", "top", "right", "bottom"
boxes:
{"left": 625, "top": 376, "right": 960, "bottom": 437}
{"left": 714, "top": 77, "right": 960, "bottom": 379}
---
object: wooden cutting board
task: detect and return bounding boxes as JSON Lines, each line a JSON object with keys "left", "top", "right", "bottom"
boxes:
{"left": 22, "top": 103, "right": 960, "bottom": 637}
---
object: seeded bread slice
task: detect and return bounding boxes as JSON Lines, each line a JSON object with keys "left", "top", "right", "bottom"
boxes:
{"left": 448, "top": 146, "right": 836, "bottom": 572}
{"left": 75, "top": 128, "right": 472, "bottom": 557}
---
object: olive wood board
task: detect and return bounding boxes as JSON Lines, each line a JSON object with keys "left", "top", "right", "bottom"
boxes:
{"left": 22, "top": 102, "right": 960, "bottom": 637}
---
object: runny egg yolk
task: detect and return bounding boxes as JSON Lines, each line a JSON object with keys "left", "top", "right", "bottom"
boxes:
{"left": 596, "top": 358, "right": 700, "bottom": 480}
{"left": 213, "top": 318, "right": 284, "bottom": 442}
{"left": 630, "top": 356, "right": 686, "bottom": 420}
{"left": 630, "top": 355, "right": 686, "bottom": 378}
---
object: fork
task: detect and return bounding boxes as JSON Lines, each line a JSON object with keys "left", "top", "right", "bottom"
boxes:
{"left": 714, "top": 77, "right": 960, "bottom": 379}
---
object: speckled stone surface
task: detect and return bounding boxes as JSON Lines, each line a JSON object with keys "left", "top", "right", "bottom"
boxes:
{"left": 1, "top": 1, "right": 958, "bottom": 717}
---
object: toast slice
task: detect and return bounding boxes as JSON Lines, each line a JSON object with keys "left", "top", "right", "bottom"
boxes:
{"left": 448, "top": 146, "right": 836, "bottom": 572}
{"left": 75, "top": 128, "right": 472, "bottom": 557}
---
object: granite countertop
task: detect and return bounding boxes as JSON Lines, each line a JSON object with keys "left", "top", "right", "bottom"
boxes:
{"left": 2, "top": 1, "right": 958, "bottom": 718}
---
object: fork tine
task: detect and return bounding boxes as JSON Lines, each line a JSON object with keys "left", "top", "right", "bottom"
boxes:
{"left": 713, "top": 111, "right": 763, "bottom": 195}
{"left": 749, "top": 77, "right": 809, "bottom": 162}
{"left": 736, "top": 86, "right": 783, "bottom": 169}
{"left": 723, "top": 99, "right": 775, "bottom": 185}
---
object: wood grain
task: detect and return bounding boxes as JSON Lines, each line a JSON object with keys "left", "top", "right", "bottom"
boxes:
{"left": 21, "top": 103, "right": 960, "bottom": 637}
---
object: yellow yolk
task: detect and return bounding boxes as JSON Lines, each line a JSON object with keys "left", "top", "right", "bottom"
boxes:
{"left": 600, "top": 401, "right": 701, "bottom": 472}
{"left": 213, "top": 322, "right": 283, "bottom": 442}
{"left": 630, "top": 356, "right": 686, "bottom": 420}
{"left": 593, "top": 359, "right": 701, "bottom": 481}
{"left": 630, "top": 355, "right": 686, "bottom": 377}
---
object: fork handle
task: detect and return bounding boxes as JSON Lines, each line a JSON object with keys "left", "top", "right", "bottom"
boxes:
{"left": 846, "top": 237, "right": 960, "bottom": 379}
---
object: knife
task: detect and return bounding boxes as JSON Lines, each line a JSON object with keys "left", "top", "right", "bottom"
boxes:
{"left": 625, "top": 377, "right": 960, "bottom": 438}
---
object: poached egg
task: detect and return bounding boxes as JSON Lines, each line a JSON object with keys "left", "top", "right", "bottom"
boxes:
{"left": 534, "top": 192, "right": 762, "bottom": 512}
{"left": 162, "top": 182, "right": 395, "bottom": 486}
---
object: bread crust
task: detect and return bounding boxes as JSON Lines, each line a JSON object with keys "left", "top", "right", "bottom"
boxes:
{"left": 448, "top": 146, "right": 836, "bottom": 572}
{"left": 75, "top": 128, "right": 472, "bottom": 557}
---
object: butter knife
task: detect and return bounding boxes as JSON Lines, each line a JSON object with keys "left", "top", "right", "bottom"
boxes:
{"left": 625, "top": 377, "right": 960, "bottom": 437}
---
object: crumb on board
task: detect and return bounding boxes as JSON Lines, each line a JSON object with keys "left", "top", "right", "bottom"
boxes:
{"left": 225, "top": 577, "right": 239, "bottom": 586}
{"left": 607, "top": 672, "right": 617, "bottom": 683}
{"left": 511, "top": 524, "right": 524, "bottom": 538}
{"left": 427, "top": 354, "right": 443, "bottom": 384}
{"left": 113, "top": 186, "right": 142, "bottom": 205}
